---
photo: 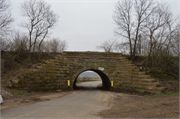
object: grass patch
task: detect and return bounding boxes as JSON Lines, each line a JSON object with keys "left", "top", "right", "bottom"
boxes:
{"left": 145, "top": 92, "right": 179, "bottom": 97}
{"left": 4, "top": 88, "right": 32, "bottom": 97}
{"left": 156, "top": 92, "right": 179, "bottom": 96}
{"left": 76, "top": 80, "right": 82, "bottom": 84}
{"left": 150, "top": 72, "right": 177, "bottom": 81}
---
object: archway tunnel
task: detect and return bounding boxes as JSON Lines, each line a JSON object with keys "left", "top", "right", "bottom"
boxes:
{"left": 73, "top": 69, "right": 111, "bottom": 90}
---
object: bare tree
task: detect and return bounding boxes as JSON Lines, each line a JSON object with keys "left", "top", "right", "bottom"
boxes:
{"left": 97, "top": 38, "right": 118, "bottom": 52}
{"left": 38, "top": 38, "right": 67, "bottom": 53}
{"left": 20, "top": 0, "right": 59, "bottom": 60}
{"left": 49, "top": 38, "right": 60, "bottom": 53}
{"left": 40, "top": 40, "right": 50, "bottom": 53}
{"left": 49, "top": 38, "right": 67, "bottom": 53}
{"left": 115, "top": 41, "right": 130, "bottom": 54}
{"left": 0, "top": 0, "right": 13, "bottom": 36}
{"left": 144, "top": 18, "right": 178, "bottom": 73}
{"left": 136, "top": 34, "right": 142, "bottom": 55}
{"left": 142, "top": 3, "right": 175, "bottom": 72}
{"left": 59, "top": 40, "right": 68, "bottom": 53}
{"left": 10, "top": 31, "right": 28, "bottom": 52}
{"left": 113, "top": 0, "right": 156, "bottom": 60}
{"left": 170, "top": 22, "right": 180, "bottom": 56}
{"left": 0, "top": 37, "right": 10, "bottom": 51}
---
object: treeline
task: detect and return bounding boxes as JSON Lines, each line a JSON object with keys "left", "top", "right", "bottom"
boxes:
{"left": 1, "top": 31, "right": 67, "bottom": 55}
{"left": 0, "top": 0, "right": 67, "bottom": 62}
{"left": 97, "top": 0, "right": 179, "bottom": 74}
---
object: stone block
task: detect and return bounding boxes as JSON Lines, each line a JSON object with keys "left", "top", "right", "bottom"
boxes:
{"left": 141, "top": 79, "right": 156, "bottom": 82}
{"left": 138, "top": 75, "right": 150, "bottom": 79}
{"left": 138, "top": 72, "right": 146, "bottom": 75}
{"left": 37, "top": 66, "right": 42, "bottom": 69}
{"left": 134, "top": 89, "right": 144, "bottom": 93}
{"left": 133, "top": 85, "right": 142, "bottom": 89}
{"left": 139, "top": 82, "right": 159, "bottom": 86}
{"left": 154, "top": 87, "right": 165, "bottom": 91}
{"left": 30, "top": 69, "right": 38, "bottom": 72}
{"left": 154, "top": 91, "right": 161, "bottom": 94}
{"left": 145, "top": 86, "right": 154, "bottom": 90}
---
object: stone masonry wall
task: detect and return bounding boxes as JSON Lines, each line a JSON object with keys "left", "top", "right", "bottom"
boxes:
{"left": 13, "top": 51, "right": 165, "bottom": 94}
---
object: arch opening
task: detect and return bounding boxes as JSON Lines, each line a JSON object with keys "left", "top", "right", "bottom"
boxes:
{"left": 73, "top": 69, "right": 111, "bottom": 90}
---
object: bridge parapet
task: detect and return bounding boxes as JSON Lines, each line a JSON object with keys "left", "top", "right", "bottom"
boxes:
{"left": 10, "top": 52, "right": 165, "bottom": 94}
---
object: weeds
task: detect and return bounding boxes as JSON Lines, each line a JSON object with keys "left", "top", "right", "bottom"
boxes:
{"left": 145, "top": 92, "right": 179, "bottom": 97}
{"left": 156, "top": 92, "right": 179, "bottom": 96}
{"left": 151, "top": 72, "right": 177, "bottom": 81}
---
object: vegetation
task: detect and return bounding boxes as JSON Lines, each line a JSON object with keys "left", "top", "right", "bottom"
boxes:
{"left": 0, "top": 0, "right": 13, "bottom": 36}
{"left": 1, "top": 51, "right": 60, "bottom": 72}
{"left": 122, "top": 54, "right": 179, "bottom": 94}
{"left": 0, "top": 0, "right": 68, "bottom": 91}
{"left": 5, "top": 88, "right": 31, "bottom": 96}
{"left": 123, "top": 55, "right": 179, "bottom": 78}
{"left": 156, "top": 92, "right": 179, "bottom": 96}
{"left": 97, "top": 0, "right": 179, "bottom": 74}
{"left": 145, "top": 92, "right": 179, "bottom": 97}
{"left": 0, "top": 0, "right": 67, "bottom": 63}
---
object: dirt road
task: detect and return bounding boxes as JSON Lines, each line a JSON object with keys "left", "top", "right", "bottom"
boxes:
{"left": 1, "top": 81, "right": 179, "bottom": 118}
{"left": 76, "top": 80, "right": 102, "bottom": 89}
{"left": 1, "top": 81, "right": 113, "bottom": 118}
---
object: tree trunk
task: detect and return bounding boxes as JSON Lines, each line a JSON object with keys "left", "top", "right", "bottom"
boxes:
{"left": 145, "top": 32, "right": 153, "bottom": 73}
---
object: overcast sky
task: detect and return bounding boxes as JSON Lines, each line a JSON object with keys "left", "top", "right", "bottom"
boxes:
{"left": 11, "top": 0, "right": 180, "bottom": 52}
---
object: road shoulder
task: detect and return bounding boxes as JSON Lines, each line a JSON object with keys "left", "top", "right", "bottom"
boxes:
{"left": 1, "top": 91, "right": 74, "bottom": 110}
{"left": 97, "top": 92, "right": 179, "bottom": 118}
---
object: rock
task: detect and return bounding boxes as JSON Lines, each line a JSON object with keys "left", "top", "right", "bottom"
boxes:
{"left": 12, "top": 79, "right": 19, "bottom": 84}
{"left": 24, "top": 87, "right": 32, "bottom": 93}
{"left": 6, "top": 83, "right": 12, "bottom": 88}
{"left": 56, "top": 90, "right": 62, "bottom": 92}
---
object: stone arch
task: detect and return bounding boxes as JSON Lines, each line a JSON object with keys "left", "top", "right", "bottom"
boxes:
{"left": 16, "top": 51, "right": 165, "bottom": 94}
{"left": 72, "top": 68, "right": 111, "bottom": 90}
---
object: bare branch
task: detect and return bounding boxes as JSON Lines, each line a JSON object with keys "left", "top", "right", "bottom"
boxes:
{"left": 0, "top": 0, "right": 13, "bottom": 36}
{"left": 97, "top": 38, "right": 118, "bottom": 52}
{"left": 20, "top": 0, "right": 59, "bottom": 60}
{"left": 113, "top": 0, "right": 157, "bottom": 60}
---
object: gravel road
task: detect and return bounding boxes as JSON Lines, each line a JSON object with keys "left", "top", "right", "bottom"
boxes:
{"left": 1, "top": 80, "right": 179, "bottom": 118}
{"left": 1, "top": 81, "right": 114, "bottom": 118}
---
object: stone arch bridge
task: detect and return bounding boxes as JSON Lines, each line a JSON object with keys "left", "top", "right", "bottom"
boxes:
{"left": 16, "top": 52, "right": 165, "bottom": 94}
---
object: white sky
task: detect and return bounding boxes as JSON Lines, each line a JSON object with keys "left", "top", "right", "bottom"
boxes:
{"left": 10, "top": 0, "right": 180, "bottom": 52}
